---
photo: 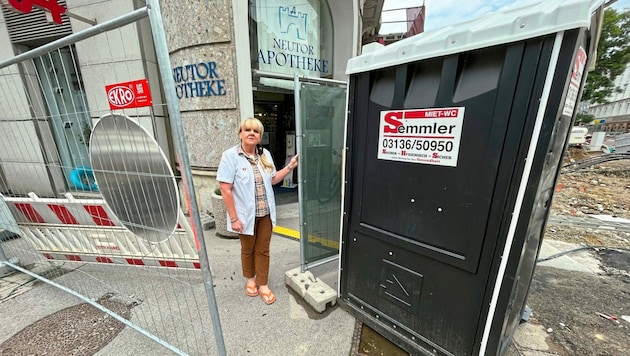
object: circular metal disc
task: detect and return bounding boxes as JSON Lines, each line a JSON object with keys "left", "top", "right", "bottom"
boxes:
{"left": 90, "top": 113, "right": 179, "bottom": 243}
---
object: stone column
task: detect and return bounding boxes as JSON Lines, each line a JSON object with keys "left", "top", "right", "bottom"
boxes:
{"left": 160, "top": 0, "right": 252, "bottom": 214}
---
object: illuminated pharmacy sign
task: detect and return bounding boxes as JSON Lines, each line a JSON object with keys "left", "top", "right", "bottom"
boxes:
{"left": 255, "top": 0, "right": 329, "bottom": 77}
{"left": 258, "top": 38, "right": 328, "bottom": 74}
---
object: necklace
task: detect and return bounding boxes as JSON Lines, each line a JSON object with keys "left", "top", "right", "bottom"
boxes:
{"left": 241, "top": 145, "right": 259, "bottom": 163}
{"left": 241, "top": 145, "right": 256, "bottom": 156}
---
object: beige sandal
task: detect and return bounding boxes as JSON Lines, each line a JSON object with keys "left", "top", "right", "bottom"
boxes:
{"left": 245, "top": 282, "right": 258, "bottom": 297}
{"left": 259, "top": 289, "right": 276, "bottom": 305}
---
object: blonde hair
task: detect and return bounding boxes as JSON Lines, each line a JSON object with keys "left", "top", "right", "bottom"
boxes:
{"left": 240, "top": 117, "right": 274, "bottom": 173}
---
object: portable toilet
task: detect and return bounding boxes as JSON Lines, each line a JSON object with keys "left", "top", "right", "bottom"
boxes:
{"left": 339, "top": 1, "right": 606, "bottom": 355}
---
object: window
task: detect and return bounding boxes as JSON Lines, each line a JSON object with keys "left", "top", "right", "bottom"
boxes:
{"left": 33, "top": 46, "right": 92, "bottom": 185}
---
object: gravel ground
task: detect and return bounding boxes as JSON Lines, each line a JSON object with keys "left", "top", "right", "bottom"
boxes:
{"left": 548, "top": 149, "right": 630, "bottom": 250}
{"left": 526, "top": 149, "right": 630, "bottom": 356}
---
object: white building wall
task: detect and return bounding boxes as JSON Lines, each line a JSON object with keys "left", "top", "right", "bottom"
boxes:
{"left": 0, "top": 0, "right": 171, "bottom": 196}
{"left": 585, "top": 63, "right": 630, "bottom": 131}
{"left": 67, "top": 0, "right": 161, "bottom": 134}
{"left": 330, "top": 1, "right": 357, "bottom": 81}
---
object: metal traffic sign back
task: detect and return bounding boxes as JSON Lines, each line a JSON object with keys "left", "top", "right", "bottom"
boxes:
{"left": 90, "top": 113, "right": 179, "bottom": 243}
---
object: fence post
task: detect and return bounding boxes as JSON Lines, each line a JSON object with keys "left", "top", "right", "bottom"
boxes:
{"left": 0, "top": 196, "right": 18, "bottom": 277}
{"left": 146, "top": 1, "right": 227, "bottom": 355}
{"left": 0, "top": 238, "right": 19, "bottom": 278}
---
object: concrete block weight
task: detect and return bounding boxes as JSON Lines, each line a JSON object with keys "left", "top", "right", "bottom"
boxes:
{"left": 285, "top": 267, "right": 337, "bottom": 313}
{"left": 199, "top": 212, "right": 215, "bottom": 230}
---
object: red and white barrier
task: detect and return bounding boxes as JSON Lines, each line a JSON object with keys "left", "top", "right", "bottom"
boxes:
{"left": 40, "top": 251, "right": 201, "bottom": 269}
{"left": 1, "top": 192, "right": 200, "bottom": 269}
{"left": 9, "top": 193, "right": 119, "bottom": 226}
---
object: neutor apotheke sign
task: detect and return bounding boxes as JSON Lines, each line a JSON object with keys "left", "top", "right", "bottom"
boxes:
{"left": 258, "top": 38, "right": 328, "bottom": 75}
{"left": 172, "top": 61, "right": 226, "bottom": 100}
{"left": 255, "top": 1, "right": 329, "bottom": 77}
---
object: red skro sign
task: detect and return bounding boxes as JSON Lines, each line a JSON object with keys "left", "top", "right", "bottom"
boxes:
{"left": 105, "top": 79, "right": 153, "bottom": 110}
{"left": 7, "top": 0, "right": 67, "bottom": 25}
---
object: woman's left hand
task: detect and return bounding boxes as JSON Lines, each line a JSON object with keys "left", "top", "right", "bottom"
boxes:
{"left": 289, "top": 154, "right": 299, "bottom": 170}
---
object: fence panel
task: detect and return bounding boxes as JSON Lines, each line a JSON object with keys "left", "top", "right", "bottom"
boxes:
{"left": 615, "top": 133, "right": 630, "bottom": 153}
{"left": 296, "top": 81, "right": 347, "bottom": 270}
{"left": 0, "top": 3, "right": 222, "bottom": 355}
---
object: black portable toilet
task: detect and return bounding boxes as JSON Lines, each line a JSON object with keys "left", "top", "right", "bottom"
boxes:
{"left": 339, "top": 1, "right": 606, "bottom": 355}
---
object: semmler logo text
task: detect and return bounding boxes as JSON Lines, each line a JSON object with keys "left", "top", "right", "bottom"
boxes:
{"left": 378, "top": 107, "right": 466, "bottom": 167}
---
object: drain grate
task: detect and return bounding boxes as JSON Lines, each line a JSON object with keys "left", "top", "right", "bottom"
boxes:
{"left": 350, "top": 319, "right": 410, "bottom": 356}
{"left": 0, "top": 297, "right": 130, "bottom": 355}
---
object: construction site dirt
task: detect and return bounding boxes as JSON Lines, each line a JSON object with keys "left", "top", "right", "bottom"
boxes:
{"left": 524, "top": 148, "right": 630, "bottom": 355}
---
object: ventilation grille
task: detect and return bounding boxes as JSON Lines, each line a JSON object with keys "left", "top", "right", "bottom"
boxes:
{"left": 1, "top": 0, "right": 73, "bottom": 45}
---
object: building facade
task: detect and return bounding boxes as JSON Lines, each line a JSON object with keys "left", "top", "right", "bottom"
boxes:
{"left": 583, "top": 63, "right": 630, "bottom": 133}
{"left": 0, "top": 0, "right": 369, "bottom": 212}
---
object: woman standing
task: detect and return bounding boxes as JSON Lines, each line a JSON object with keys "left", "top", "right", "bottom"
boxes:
{"left": 216, "top": 118, "right": 298, "bottom": 305}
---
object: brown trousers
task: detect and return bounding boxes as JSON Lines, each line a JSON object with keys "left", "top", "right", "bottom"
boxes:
{"left": 238, "top": 215, "right": 272, "bottom": 286}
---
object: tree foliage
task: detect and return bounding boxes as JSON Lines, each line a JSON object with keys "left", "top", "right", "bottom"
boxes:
{"left": 581, "top": 8, "right": 630, "bottom": 104}
{"left": 575, "top": 112, "right": 595, "bottom": 125}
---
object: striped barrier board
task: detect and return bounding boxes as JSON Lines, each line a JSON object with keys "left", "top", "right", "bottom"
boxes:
{"left": 1, "top": 192, "right": 201, "bottom": 269}
{"left": 40, "top": 251, "right": 201, "bottom": 270}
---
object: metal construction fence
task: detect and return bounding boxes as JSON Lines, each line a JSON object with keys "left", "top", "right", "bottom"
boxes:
{"left": 616, "top": 132, "right": 630, "bottom": 153}
{"left": 296, "top": 81, "right": 346, "bottom": 270}
{"left": 0, "top": 2, "right": 224, "bottom": 355}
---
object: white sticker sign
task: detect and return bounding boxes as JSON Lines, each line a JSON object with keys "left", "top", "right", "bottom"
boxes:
{"left": 562, "top": 46, "right": 587, "bottom": 117}
{"left": 377, "top": 107, "right": 465, "bottom": 167}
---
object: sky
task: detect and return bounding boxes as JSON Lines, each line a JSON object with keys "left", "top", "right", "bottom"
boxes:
{"left": 379, "top": 0, "right": 630, "bottom": 34}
